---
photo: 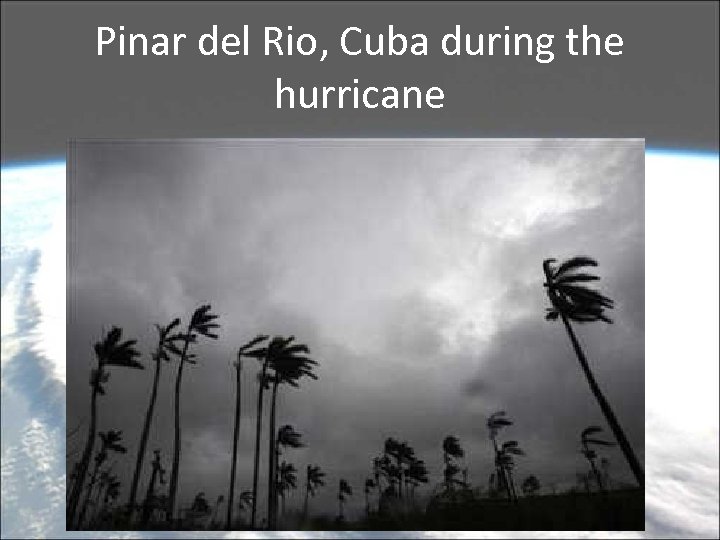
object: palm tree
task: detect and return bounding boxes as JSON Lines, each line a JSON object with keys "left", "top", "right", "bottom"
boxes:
{"left": 78, "top": 430, "right": 127, "bottom": 528}
{"left": 521, "top": 475, "right": 540, "bottom": 497}
{"left": 272, "top": 424, "right": 303, "bottom": 525}
{"left": 276, "top": 461, "right": 298, "bottom": 520}
{"left": 487, "top": 411, "right": 513, "bottom": 501}
{"left": 236, "top": 490, "right": 253, "bottom": 527}
{"left": 337, "top": 479, "right": 352, "bottom": 521}
{"left": 442, "top": 436, "right": 464, "bottom": 494}
{"left": 543, "top": 256, "right": 644, "bottom": 487}
{"left": 304, "top": 465, "right": 326, "bottom": 518}
{"left": 372, "top": 457, "right": 384, "bottom": 509}
{"left": 498, "top": 440, "right": 525, "bottom": 501}
{"left": 266, "top": 337, "right": 317, "bottom": 528}
{"left": 248, "top": 366, "right": 272, "bottom": 528}
{"left": 141, "top": 450, "right": 166, "bottom": 527}
{"left": 581, "top": 425, "right": 615, "bottom": 492}
{"left": 227, "top": 335, "right": 268, "bottom": 530}
{"left": 127, "top": 318, "right": 182, "bottom": 518}
{"left": 404, "top": 458, "right": 429, "bottom": 502}
{"left": 67, "top": 327, "right": 142, "bottom": 528}
{"left": 364, "top": 479, "right": 375, "bottom": 516}
{"left": 166, "top": 305, "right": 220, "bottom": 522}
{"left": 383, "top": 438, "right": 415, "bottom": 500}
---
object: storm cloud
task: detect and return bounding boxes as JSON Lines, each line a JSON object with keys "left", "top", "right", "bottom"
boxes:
{"left": 67, "top": 139, "right": 644, "bottom": 521}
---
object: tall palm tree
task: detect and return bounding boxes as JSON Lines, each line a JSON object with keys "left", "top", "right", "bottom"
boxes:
{"left": 266, "top": 337, "right": 317, "bottom": 528}
{"left": 67, "top": 327, "right": 142, "bottom": 528}
{"left": 581, "top": 425, "right": 615, "bottom": 492}
{"left": 543, "top": 256, "right": 644, "bottom": 486}
{"left": 78, "top": 430, "right": 127, "bottom": 528}
{"left": 166, "top": 304, "right": 220, "bottom": 522}
{"left": 227, "top": 335, "right": 268, "bottom": 530}
{"left": 248, "top": 366, "right": 272, "bottom": 528}
{"left": 304, "top": 465, "right": 326, "bottom": 518}
{"left": 127, "top": 318, "right": 182, "bottom": 518}
{"left": 487, "top": 411, "right": 513, "bottom": 501}
{"left": 337, "top": 479, "right": 352, "bottom": 521}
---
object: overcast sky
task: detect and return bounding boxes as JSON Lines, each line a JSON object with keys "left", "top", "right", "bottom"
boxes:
{"left": 67, "top": 139, "right": 644, "bottom": 523}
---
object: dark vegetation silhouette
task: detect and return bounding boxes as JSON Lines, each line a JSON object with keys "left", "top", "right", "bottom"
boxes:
{"left": 67, "top": 327, "right": 142, "bottom": 528}
{"left": 581, "top": 426, "right": 615, "bottom": 492}
{"left": 67, "top": 256, "right": 643, "bottom": 531}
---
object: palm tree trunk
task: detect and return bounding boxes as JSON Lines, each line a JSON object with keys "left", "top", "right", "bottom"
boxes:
{"left": 267, "top": 380, "right": 279, "bottom": 529}
{"left": 375, "top": 475, "right": 382, "bottom": 511}
{"left": 140, "top": 465, "right": 158, "bottom": 528}
{"left": 492, "top": 439, "right": 512, "bottom": 502}
{"left": 303, "top": 483, "right": 309, "bottom": 519}
{"left": 128, "top": 354, "right": 162, "bottom": 518}
{"left": 508, "top": 470, "right": 518, "bottom": 502}
{"left": 91, "top": 480, "right": 106, "bottom": 528}
{"left": 250, "top": 359, "right": 268, "bottom": 528}
{"left": 560, "top": 314, "right": 644, "bottom": 487}
{"left": 167, "top": 333, "right": 191, "bottom": 523}
{"left": 227, "top": 358, "right": 242, "bottom": 530}
{"left": 587, "top": 457, "right": 604, "bottom": 492}
{"left": 77, "top": 458, "right": 100, "bottom": 528}
{"left": 67, "top": 376, "right": 100, "bottom": 528}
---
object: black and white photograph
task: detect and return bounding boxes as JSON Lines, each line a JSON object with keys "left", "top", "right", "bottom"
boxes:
{"left": 65, "top": 139, "right": 644, "bottom": 531}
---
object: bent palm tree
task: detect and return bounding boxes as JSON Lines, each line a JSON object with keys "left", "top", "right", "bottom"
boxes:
{"left": 227, "top": 335, "right": 268, "bottom": 530}
{"left": 127, "top": 318, "right": 182, "bottom": 517}
{"left": 304, "top": 465, "right": 326, "bottom": 518}
{"left": 442, "top": 436, "right": 464, "bottom": 494}
{"left": 543, "top": 256, "right": 643, "bottom": 487}
{"left": 404, "top": 458, "right": 429, "bottom": 501}
{"left": 266, "top": 337, "right": 317, "bottom": 528}
{"left": 249, "top": 367, "right": 272, "bottom": 528}
{"left": 364, "top": 479, "right": 375, "bottom": 516}
{"left": 167, "top": 304, "right": 220, "bottom": 522}
{"left": 67, "top": 327, "right": 142, "bottom": 528}
{"left": 581, "top": 425, "right": 615, "bottom": 492}
{"left": 487, "top": 411, "right": 513, "bottom": 501}
{"left": 337, "top": 479, "right": 352, "bottom": 521}
{"left": 272, "top": 424, "right": 303, "bottom": 525}
{"left": 499, "top": 440, "right": 524, "bottom": 501}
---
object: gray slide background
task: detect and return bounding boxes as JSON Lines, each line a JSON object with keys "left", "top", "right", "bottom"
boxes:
{"left": 1, "top": 0, "right": 718, "bottom": 162}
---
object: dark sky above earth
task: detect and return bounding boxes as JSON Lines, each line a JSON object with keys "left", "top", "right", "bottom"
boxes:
{"left": 67, "top": 139, "right": 644, "bottom": 520}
